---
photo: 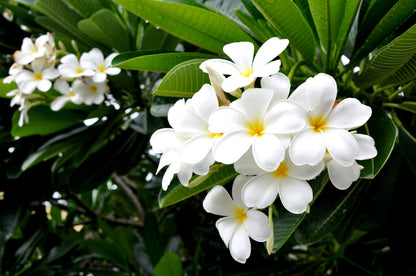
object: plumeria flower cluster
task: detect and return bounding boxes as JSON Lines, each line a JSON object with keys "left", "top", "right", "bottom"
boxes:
{"left": 151, "top": 37, "right": 377, "bottom": 263}
{"left": 3, "top": 33, "right": 121, "bottom": 126}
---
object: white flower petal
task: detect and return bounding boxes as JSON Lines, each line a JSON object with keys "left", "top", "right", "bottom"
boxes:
{"left": 212, "top": 131, "right": 253, "bottom": 164}
{"left": 289, "top": 129, "right": 326, "bottom": 166}
{"left": 180, "top": 134, "right": 213, "bottom": 164}
{"left": 354, "top": 133, "right": 377, "bottom": 160}
{"left": 278, "top": 177, "right": 313, "bottom": 214}
{"left": 242, "top": 173, "right": 279, "bottom": 209}
{"left": 264, "top": 100, "right": 307, "bottom": 134}
{"left": 162, "top": 160, "right": 180, "bottom": 190}
{"left": 222, "top": 74, "right": 255, "bottom": 92}
{"left": 203, "top": 185, "right": 236, "bottom": 216}
{"left": 157, "top": 151, "right": 177, "bottom": 174}
{"left": 244, "top": 209, "right": 272, "bottom": 242}
{"left": 223, "top": 41, "right": 254, "bottom": 71}
{"left": 199, "top": 59, "right": 240, "bottom": 75}
{"left": 289, "top": 73, "right": 337, "bottom": 119}
{"left": 327, "top": 98, "right": 372, "bottom": 129}
{"left": 252, "top": 37, "right": 288, "bottom": 71}
{"left": 37, "top": 80, "right": 52, "bottom": 92}
{"left": 51, "top": 96, "right": 69, "bottom": 111}
{"left": 261, "top": 73, "right": 290, "bottom": 101}
{"left": 254, "top": 60, "right": 281, "bottom": 77}
{"left": 323, "top": 128, "right": 358, "bottom": 166}
{"left": 177, "top": 162, "right": 193, "bottom": 186}
{"left": 232, "top": 175, "right": 251, "bottom": 208}
{"left": 232, "top": 88, "right": 273, "bottom": 121}
{"left": 216, "top": 217, "right": 238, "bottom": 248}
{"left": 286, "top": 156, "right": 325, "bottom": 181}
{"left": 228, "top": 226, "right": 251, "bottom": 264}
{"left": 150, "top": 128, "right": 184, "bottom": 153}
{"left": 105, "top": 67, "right": 121, "bottom": 76}
{"left": 208, "top": 106, "right": 247, "bottom": 133}
{"left": 252, "top": 134, "right": 285, "bottom": 172}
{"left": 192, "top": 151, "right": 215, "bottom": 175}
{"left": 189, "top": 84, "right": 218, "bottom": 120}
{"left": 54, "top": 79, "right": 70, "bottom": 95}
{"left": 234, "top": 150, "right": 264, "bottom": 176}
{"left": 327, "top": 159, "right": 360, "bottom": 190}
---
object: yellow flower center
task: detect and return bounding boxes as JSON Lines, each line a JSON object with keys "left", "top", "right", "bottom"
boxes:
{"left": 234, "top": 207, "right": 247, "bottom": 225}
{"left": 247, "top": 119, "right": 264, "bottom": 137}
{"left": 309, "top": 116, "right": 327, "bottom": 133}
{"left": 90, "top": 85, "right": 97, "bottom": 93}
{"left": 69, "top": 91, "right": 75, "bottom": 97}
{"left": 33, "top": 72, "right": 43, "bottom": 81}
{"left": 97, "top": 65, "right": 106, "bottom": 73}
{"left": 209, "top": 132, "right": 223, "bottom": 139}
{"left": 240, "top": 67, "right": 253, "bottom": 78}
{"left": 75, "top": 67, "right": 84, "bottom": 74}
{"left": 273, "top": 162, "right": 289, "bottom": 178}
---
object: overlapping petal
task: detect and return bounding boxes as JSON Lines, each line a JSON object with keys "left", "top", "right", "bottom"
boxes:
{"left": 242, "top": 173, "right": 279, "bottom": 209}
{"left": 323, "top": 129, "right": 358, "bottom": 166}
{"left": 290, "top": 129, "right": 326, "bottom": 166}
{"left": 203, "top": 185, "right": 236, "bottom": 217}
{"left": 327, "top": 98, "right": 372, "bottom": 129}
{"left": 278, "top": 177, "right": 313, "bottom": 214}
{"left": 327, "top": 159, "right": 360, "bottom": 190}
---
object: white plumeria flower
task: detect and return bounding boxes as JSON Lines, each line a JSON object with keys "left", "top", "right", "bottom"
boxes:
{"left": 326, "top": 133, "right": 377, "bottom": 190}
{"left": 208, "top": 88, "right": 306, "bottom": 172}
{"left": 150, "top": 85, "right": 220, "bottom": 190}
{"left": 80, "top": 48, "right": 121, "bottom": 82}
{"left": 51, "top": 79, "right": 84, "bottom": 111}
{"left": 73, "top": 77, "right": 108, "bottom": 105}
{"left": 13, "top": 34, "right": 50, "bottom": 65}
{"left": 58, "top": 54, "right": 94, "bottom": 79}
{"left": 6, "top": 89, "right": 24, "bottom": 107}
{"left": 200, "top": 37, "right": 289, "bottom": 92}
{"left": 203, "top": 176, "right": 272, "bottom": 263}
{"left": 3, "top": 63, "right": 24, "bottom": 84}
{"left": 15, "top": 59, "right": 59, "bottom": 94}
{"left": 288, "top": 73, "right": 372, "bottom": 167}
{"left": 237, "top": 150, "right": 324, "bottom": 214}
{"left": 260, "top": 72, "right": 291, "bottom": 104}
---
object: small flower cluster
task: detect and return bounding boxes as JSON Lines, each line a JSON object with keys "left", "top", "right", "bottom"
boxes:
{"left": 153, "top": 37, "right": 377, "bottom": 263}
{"left": 3, "top": 33, "right": 121, "bottom": 126}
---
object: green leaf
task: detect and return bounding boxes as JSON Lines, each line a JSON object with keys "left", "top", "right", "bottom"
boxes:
{"left": 355, "top": 23, "right": 416, "bottom": 88}
{"left": 78, "top": 9, "right": 130, "bottom": 52}
{"left": 0, "top": 78, "right": 17, "bottom": 98}
{"left": 295, "top": 179, "right": 369, "bottom": 245}
{"left": 11, "top": 105, "right": 85, "bottom": 137}
{"left": 351, "top": 0, "right": 416, "bottom": 64}
{"left": 383, "top": 54, "right": 416, "bottom": 86}
{"left": 253, "top": 0, "right": 316, "bottom": 63}
{"left": 79, "top": 239, "right": 128, "bottom": 269}
{"left": 384, "top": 101, "right": 416, "bottom": 114}
{"left": 360, "top": 107, "right": 397, "bottom": 179}
{"left": 63, "top": 0, "right": 105, "bottom": 18}
{"left": 154, "top": 252, "right": 183, "bottom": 276}
{"left": 143, "top": 213, "right": 164, "bottom": 267}
{"left": 113, "top": 0, "right": 256, "bottom": 54}
{"left": 153, "top": 59, "right": 210, "bottom": 98}
{"left": 308, "top": 0, "right": 344, "bottom": 54}
{"left": 158, "top": 164, "right": 237, "bottom": 208}
{"left": 112, "top": 51, "right": 216, "bottom": 73}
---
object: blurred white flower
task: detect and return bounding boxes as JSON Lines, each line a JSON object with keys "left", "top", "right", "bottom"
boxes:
{"left": 51, "top": 79, "right": 84, "bottom": 111}
{"left": 58, "top": 54, "right": 94, "bottom": 79}
{"left": 289, "top": 73, "right": 372, "bottom": 167}
{"left": 203, "top": 176, "right": 272, "bottom": 263}
{"left": 15, "top": 59, "right": 59, "bottom": 94}
{"left": 236, "top": 150, "right": 324, "bottom": 214}
{"left": 13, "top": 35, "right": 50, "bottom": 65}
{"left": 200, "top": 37, "right": 289, "bottom": 92}
{"left": 80, "top": 48, "right": 121, "bottom": 82}
{"left": 73, "top": 77, "right": 108, "bottom": 105}
{"left": 208, "top": 88, "right": 305, "bottom": 172}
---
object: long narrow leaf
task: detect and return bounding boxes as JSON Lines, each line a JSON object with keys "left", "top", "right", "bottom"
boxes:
{"left": 253, "top": 0, "right": 316, "bottom": 63}
{"left": 113, "top": 0, "right": 256, "bottom": 54}
{"left": 355, "top": 23, "right": 416, "bottom": 88}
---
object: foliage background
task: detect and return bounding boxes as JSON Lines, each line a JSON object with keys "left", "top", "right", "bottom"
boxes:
{"left": 0, "top": 0, "right": 415, "bottom": 275}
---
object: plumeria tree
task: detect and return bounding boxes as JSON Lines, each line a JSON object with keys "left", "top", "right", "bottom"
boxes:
{"left": 0, "top": 0, "right": 416, "bottom": 275}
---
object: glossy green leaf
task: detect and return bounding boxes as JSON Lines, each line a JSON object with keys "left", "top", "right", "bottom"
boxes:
{"left": 308, "top": 0, "right": 343, "bottom": 54}
{"left": 351, "top": 0, "right": 416, "bottom": 64}
{"left": 112, "top": 51, "right": 216, "bottom": 73}
{"left": 383, "top": 54, "right": 416, "bottom": 86}
{"left": 113, "top": 0, "right": 256, "bottom": 54}
{"left": 11, "top": 105, "right": 85, "bottom": 137}
{"left": 64, "top": 0, "right": 105, "bottom": 18}
{"left": 295, "top": 179, "right": 369, "bottom": 245}
{"left": 0, "top": 78, "right": 17, "bottom": 98}
{"left": 253, "top": 0, "right": 316, "bottom": 63}
{"left": 154, "top": 252, "right": 183, "bottom": 276}
{"left": 153, "top": 59, "right": 210, "bottom": 98}
{"left": 78, "top": 9, "right": 130, "bottom": 52}
{"left": 158, "top": 164, "right": 237, "bottom": 208}
{"left": 355, "top": 23, "right": 416, "bottom": 88}
{"left": 360, "top": 107, "right": 397, "bottom": 179}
